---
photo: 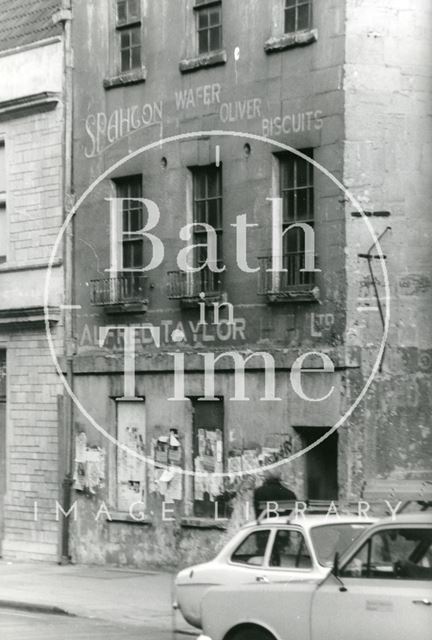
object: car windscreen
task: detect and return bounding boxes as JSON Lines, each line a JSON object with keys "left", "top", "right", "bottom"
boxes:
{"left": 310, "top": 523, "right": 370, "bottom": 567}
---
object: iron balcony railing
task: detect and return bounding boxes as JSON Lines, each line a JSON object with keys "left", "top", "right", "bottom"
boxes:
{"left": 167, "top": 270, "right": 222, "bottom": 301}
{"left": 90, "top": 273, "right": 148, "bottom": 307}
{"left": 257, "top": 252, "right": 319, "bottom": 300}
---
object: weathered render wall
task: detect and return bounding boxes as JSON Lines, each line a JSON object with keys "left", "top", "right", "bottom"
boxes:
{"left": 0, "top": 40, "right": 65, "bottom": 560}
{"left": 342, "top": 0, "right": 432, "bottom": 496}
{"left": 70, "top": 0, "right": 350, "bottom": 568}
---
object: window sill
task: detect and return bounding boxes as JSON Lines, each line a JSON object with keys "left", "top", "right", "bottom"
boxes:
{"left": 103, "top": 67, "right": 147, "bottom": 90}
{"left": 264, "top": 29, "right": 318, "bottom": 54}
{"left": 108, "top": 511, "right": 152, "bottom": 525}
{"left": 179, "top": 49, "right": 227, "bottom": 74}
{"left": 180, "top": 517, "right": 228, "bottom": 530}
{"left": 193, "top": 0, "right": 221, "bottom": 9}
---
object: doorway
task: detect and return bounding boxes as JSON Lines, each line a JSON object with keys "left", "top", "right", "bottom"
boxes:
{"left": 295, "top": 427, "right": 338, "bottom": 500}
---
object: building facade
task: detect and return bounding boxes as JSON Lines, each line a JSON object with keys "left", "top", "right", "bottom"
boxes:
{"left": 64, "top": 0, "right": 432, "bottom": 568}
{"left": 0, "top": 0, "right": 71, "bottom": 561}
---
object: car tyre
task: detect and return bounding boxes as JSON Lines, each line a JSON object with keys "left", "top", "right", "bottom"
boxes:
{"left": 231, "top": 627, "right": 275, "bottom": 640}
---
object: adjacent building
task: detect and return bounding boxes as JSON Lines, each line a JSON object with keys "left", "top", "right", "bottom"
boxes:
{"left": 0, "top": 0, "right": 71, "bottom": 560}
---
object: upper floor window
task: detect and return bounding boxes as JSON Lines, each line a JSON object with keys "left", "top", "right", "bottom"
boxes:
{"left": 192, "top": 164, "right": 223, "bottom": 274}
{"left": 116, "top": 0, "right": 142, "bottom": 72}
{"left": 0, "top": 141, "right": 6, "bottom": 264}
{"left": 195, "top": 0, "right": 223, "bottom": 55}
{"left": 285, "top": 0, "right": 312, "bottom": 33}
{"left": 280, "top": 149, "right": 314, "bottom": 252}
{"left": 115, "top": 176, "right": 144, "bottom": 271}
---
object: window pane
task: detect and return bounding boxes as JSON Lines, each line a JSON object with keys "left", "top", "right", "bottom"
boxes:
{"left": 296, "top": 189, "right": 309, "bottom": 220}
{"left": 284, "top": 226, "right": 300, "bottom": 254}
{"left": 310, "top": 524, "right": 370, "bottom": 567}
{"left": 0, "top": 142, "right": 6, "bottom": 193}
{"left": 131, "top": 27, "right": 141, "bottom": 45}
{"left": 281, "top": 159, "right": 294, "bottom": 189}
{"left": 198, "top": 29, "right": 208, "bottom": 54}
{"left": 285, "top": 0, "right": 296, "bottom": 7}
{"left": 270, "top": 530, "right": 312, "bottom": 569}
{"left": 209, "top": 8, "right": 221, "bottom": 26}
{"left": 342, "top": 529, "right": 432, "bottom": 580}
{"left": 296, "top": 159, "right": 309, "bottom": 186}
{"left": 194, "top": 201, "right": 206, "bottom": 224}
{"left": 121, "top": 49, "right": 130, "bottom": 72}
{"left": 129, "top": 209, "right": 143, "bottom": 232}
{"left": 128, "top": 0, "right": 140, "bottom": 20}
{"left": 198, "top": 10, "right": 209, "bottom": 29}
{"left": 231, "top": 530, "right": 270, "bottom": 566}
{"left": 209, "top": 26, "right": 221, "bottom": 52}
{"left": 0, "top": 206, "right": 6, "bottom": 259}
{"left": 131, "top": 44, "right": 141, "bottom": 68}
{"left": 285, "top": 7, "right": 296, "bottom": 33}
{"left": 194, "top": 173, "right": 206, "bottom": 199}
{"left": 283, "top": 191, "right": 295, "bottom": 223}
{"left": 117, "top": 0, "right": 127, "bottom": 22}
{"left": 120, "top": 30, "right": 131, "bottom": 48}
{"left": 207, "top": 171, "right": 219, "bottom": 198}
{"left": 297, "top": 3, "right": 311, "bottom": 30}
{"left": 208, "top": 199, "right": 221, "bottom": 229}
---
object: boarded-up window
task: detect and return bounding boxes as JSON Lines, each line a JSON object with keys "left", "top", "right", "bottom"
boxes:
{"left": 0, "top": 141, "right": 6, "bottom": 263}
{"left": 192, "top": 398, "right": 227, "bottom": 517}
{"left": 116, "top": 399, "right": 146, "bottom": 512}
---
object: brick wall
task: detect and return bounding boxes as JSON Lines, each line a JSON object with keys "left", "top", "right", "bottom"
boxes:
{"left": 0, "top": 42, "right": 65, "bottom": 560}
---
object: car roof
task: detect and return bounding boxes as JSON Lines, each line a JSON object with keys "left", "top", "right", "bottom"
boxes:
{"left": 245, "top": 514, "right": 376, "bottom": 530}
{"left": 370, "top": 512, "right": 432, "bottom": 526}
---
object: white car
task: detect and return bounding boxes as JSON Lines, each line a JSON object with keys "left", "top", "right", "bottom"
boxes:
{"left": 175, "top": 514, "right": 374, "bottom": 629}
{"left": 198, "top": 513, "right": 432, "bottom": 640}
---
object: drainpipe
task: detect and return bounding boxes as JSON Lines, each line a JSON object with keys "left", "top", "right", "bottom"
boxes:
{"left": 53, "top": 0, "right": 74, "bottom": 564}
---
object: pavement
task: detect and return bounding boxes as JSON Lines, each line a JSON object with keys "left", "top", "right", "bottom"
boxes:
{"left": 0, "top": 560, "right": 198, "bottom": 636}
{"left": 0, "top": 609, "right": 188, "bottom": 640}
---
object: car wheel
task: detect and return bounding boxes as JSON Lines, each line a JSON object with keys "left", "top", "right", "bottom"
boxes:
{"left": 231, "top": 627, "right": 275, "bottom": 640}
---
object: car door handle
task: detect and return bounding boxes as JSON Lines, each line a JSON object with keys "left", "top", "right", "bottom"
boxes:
{"left": 412, "top": 599, "right": 431, "bottom": 606}
{"left": 256, "top": 575, "right": 269, "bottom": 583}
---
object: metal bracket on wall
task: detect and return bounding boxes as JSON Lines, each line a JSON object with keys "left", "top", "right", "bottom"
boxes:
{"left": 358, "top": 226, "right": 391, "bottom": 371}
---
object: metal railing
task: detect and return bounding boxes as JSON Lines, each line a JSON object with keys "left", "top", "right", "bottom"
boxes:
{"left": 257, "top": 252, "right": 317, "bottom": 297}
{"left": 167, "top": 270, "right": 222, "bottom": 300}
{"left": 90, "top": 273, "right": 148, "bottom": 306}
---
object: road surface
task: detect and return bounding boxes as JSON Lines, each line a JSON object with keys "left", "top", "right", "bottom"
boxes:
{"left": 0, "top": 609, "right": 195, "bottom": 640}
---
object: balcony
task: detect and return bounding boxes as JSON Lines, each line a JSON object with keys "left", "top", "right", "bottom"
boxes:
{"left": 257, "top": 253, "right": 320, "bottom": 303}
{"left": 167, "top": 270, "right": 223, "bottom": 307}
{"left": 90, "top": 273, "right": 149, "bottom": 314}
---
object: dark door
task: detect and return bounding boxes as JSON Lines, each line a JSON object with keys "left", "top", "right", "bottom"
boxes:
{"left": 296, "top": 427, "right": 338, "bottom": 500}
{"left": 192, "top": 398, "right": 224, "bottom": 517}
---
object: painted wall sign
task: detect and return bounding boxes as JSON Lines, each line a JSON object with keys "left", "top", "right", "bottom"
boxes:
{"left": 262, "top": 110, "right": 323, "bottom": 137}
{"left": 175, "top": 83, "right": 221, "bottom": 110}
{"left": 84, "top": 101, "right": 164, "bottom": 157}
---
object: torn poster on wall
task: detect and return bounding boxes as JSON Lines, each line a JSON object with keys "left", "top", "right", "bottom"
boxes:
{"left": 74, "top": 431, "right": 105, "bottom": 494}
{"left": 149, "top": 429, "right": 183, "bottom": 501}
{"left": 194, "top": 428, "right": 224, "bottom": 500}
{"left": 118, "top": 424, "right": 147, "bottom": 511}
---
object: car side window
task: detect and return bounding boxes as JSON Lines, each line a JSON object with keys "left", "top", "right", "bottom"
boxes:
{"left": 341, "top": 528, "right": 432, "bottom": 580}
{"left": 231, "top": 530, "right": 271, "bottom": 566}
{"left": 269, "top": 529, "right": 312, "bottom": 569}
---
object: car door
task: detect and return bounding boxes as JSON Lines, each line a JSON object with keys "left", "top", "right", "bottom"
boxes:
{"left": 265, "top": 526, "right": 319, "bottom": 583}
{"left": 311, "top": 525, "right": 432, "bottom": 640}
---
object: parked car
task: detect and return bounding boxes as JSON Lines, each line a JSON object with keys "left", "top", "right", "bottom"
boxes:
{"left": 175, "top": 514, "right": 374, "bottom": 629}
{"left": 197, "top": 513, "right": 432, "bottom": 640}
